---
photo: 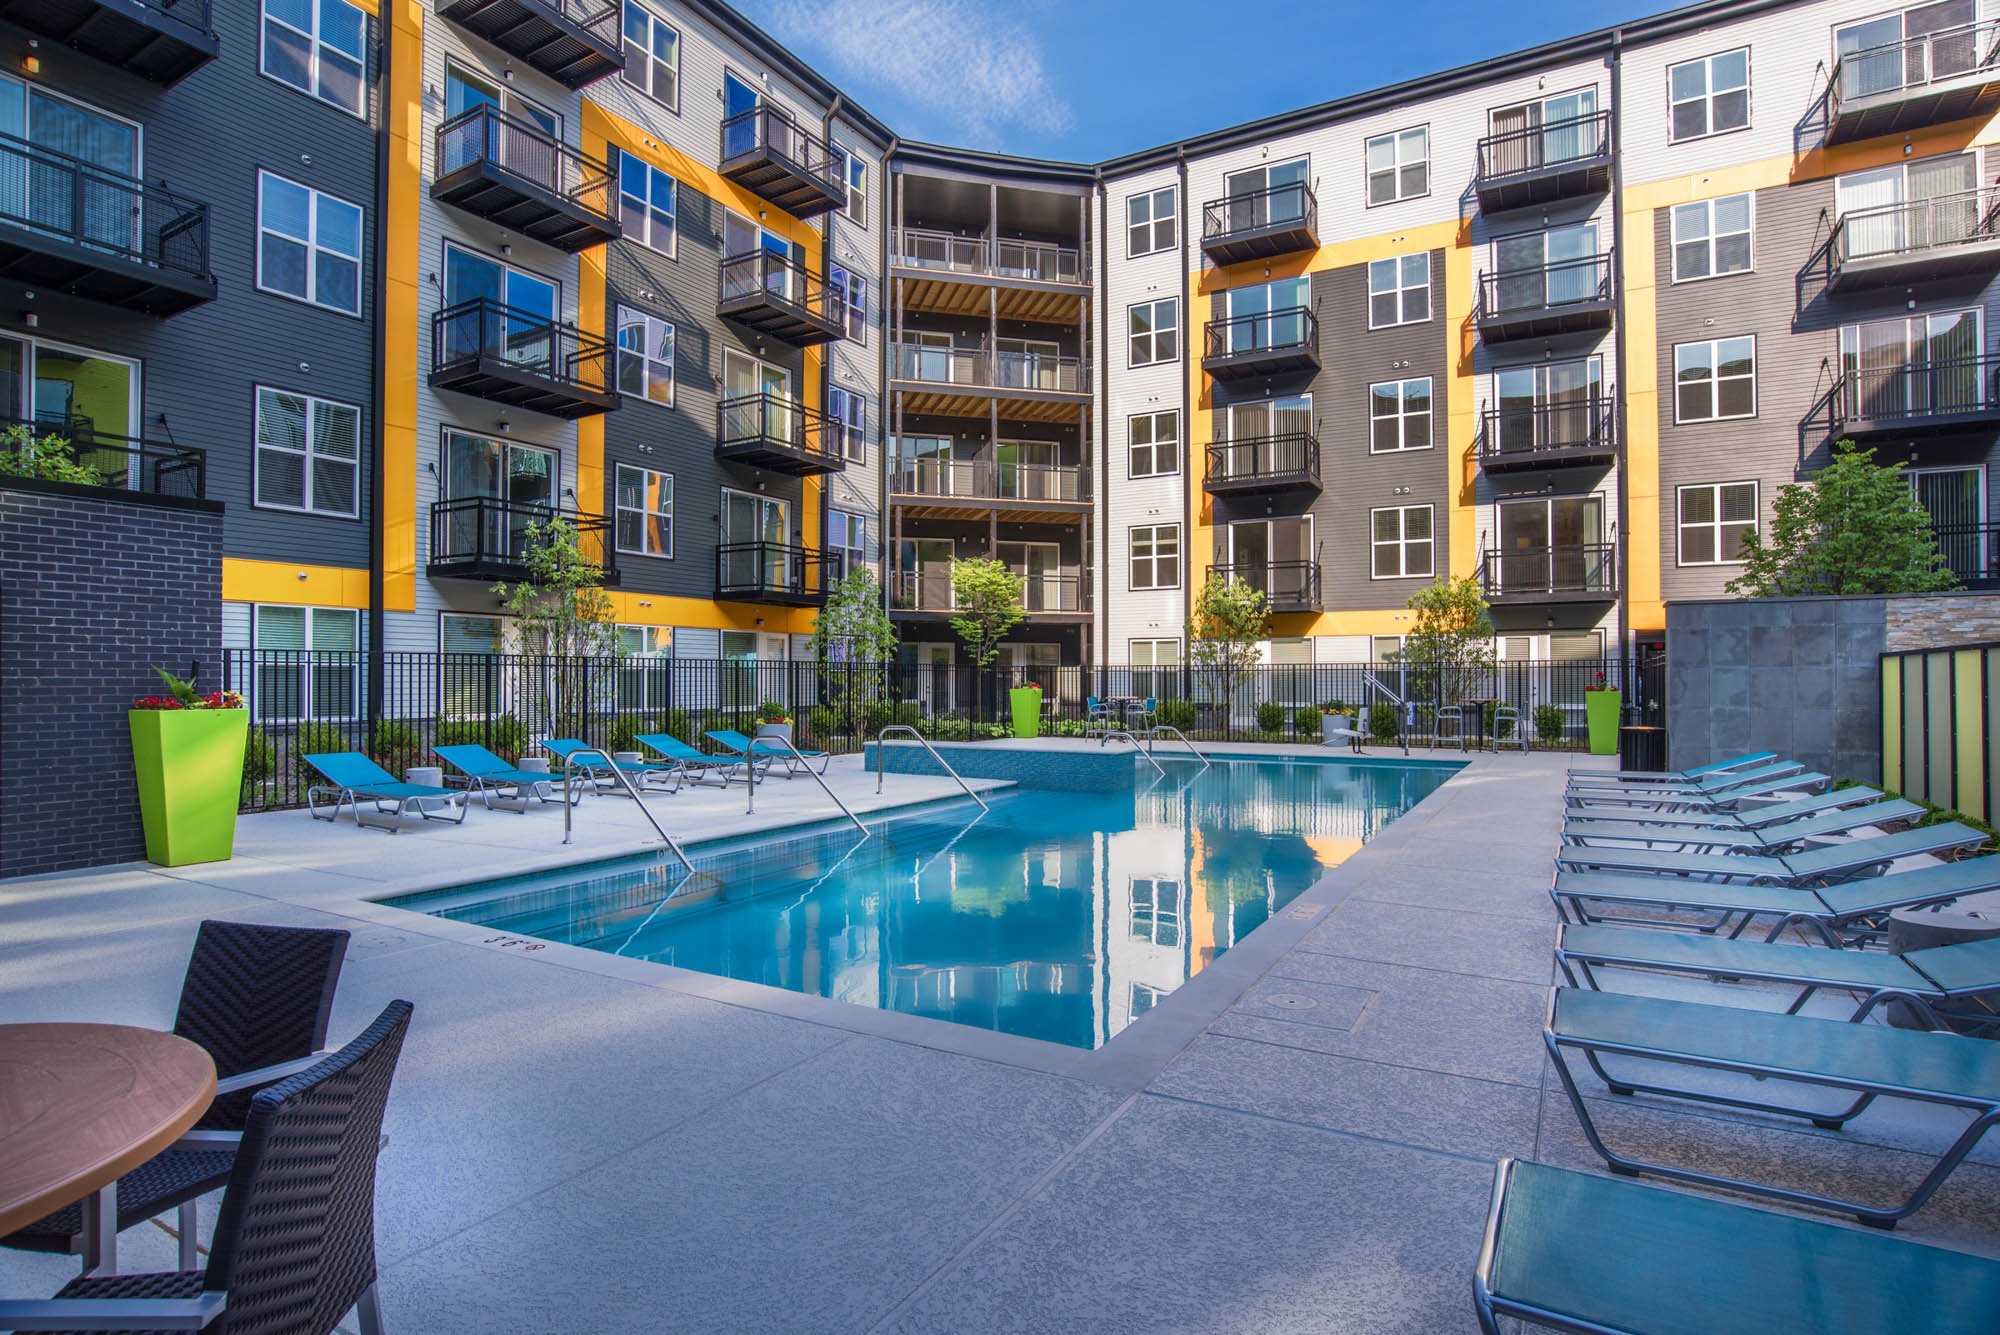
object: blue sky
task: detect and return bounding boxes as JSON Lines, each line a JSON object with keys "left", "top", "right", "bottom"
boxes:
{"left": 734, "top": 0, "right": 1670, "bottom": 161}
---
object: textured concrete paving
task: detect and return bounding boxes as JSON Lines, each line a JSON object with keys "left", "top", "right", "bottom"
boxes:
{"left": 3, "top": 747, "right": 1996, "bottom": 1333}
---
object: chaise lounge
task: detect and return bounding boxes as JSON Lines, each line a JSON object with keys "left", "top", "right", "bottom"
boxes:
{"left": 1552, "top": 823, "right": 1986, "bottom": 884}
{"left": 1560, "top": 798, "right": 1924, "bottom": 852}
{"left": 303, "top": 752, "right": 468, "bottom": 832}
{"left": 705, "top": 728, "right": 831, "bottom": 777}
{"left": 434, "top": 743, "right": 577, "bottom": 811}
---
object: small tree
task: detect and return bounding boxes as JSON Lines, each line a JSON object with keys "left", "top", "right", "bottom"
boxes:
{"left": 492, "top": 516, "right": 622, "bottom": 735}
{"left": 1190, "top": 574, "right": 1270, "bottom": 715}
{"left": 811, "top": 567, "right": 900, "bottom": 724}
{"left": 948, "top": 557, "right": 1025, "bottom": 670}
{"left": 1391, "top": 576, "right": 1496, "bottom": 709}
{"left": 1728, "top": 439, "right": 1957, "bottom": 597}
{"left": 0, "top": 424, "right": 101, "bottom": 486}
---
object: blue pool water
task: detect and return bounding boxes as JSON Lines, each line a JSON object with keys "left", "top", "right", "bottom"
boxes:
{"left": 387, "top": 756, "right": 1459, "bottom": 1049}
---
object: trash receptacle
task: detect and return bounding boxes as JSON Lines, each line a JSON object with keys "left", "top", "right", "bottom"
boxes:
{"left": 1618, "top": 725, "right": 1665, "bottom": 773}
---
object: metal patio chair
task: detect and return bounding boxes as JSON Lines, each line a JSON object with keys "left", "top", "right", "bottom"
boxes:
{"left": 1492, "top": 703, "right": 1528, "bottom": 752}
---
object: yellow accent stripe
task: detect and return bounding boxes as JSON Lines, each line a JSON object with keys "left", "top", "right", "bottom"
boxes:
{"left": 1882, "top": 658, "right": 1903, "bottom": 796}
{"left": 1957, "top": 648, "right": 1985, "bottom": 823}
{"left": 379, "top": 0, "right": 422, "bottom": 613}
{"left": 1619, "top": 190, "right": 1662, "bottom": 632}
{"left": 224, "top": 559, "right": 372, "bottom": 608}
{"left": 1444, "top": 224, "right": 1475, "bottom": 583}
{"left": 581, "top": 100, "right": 823, "bottom": 247}
{"left": 600, "top": 590, "right": 816, "bottom": 634}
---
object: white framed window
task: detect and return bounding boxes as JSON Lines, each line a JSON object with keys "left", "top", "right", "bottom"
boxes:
{"left": 614, "top": 624, "right": 672, "bottom": 710}
{"left": 828, "top": 509, "right": 866, "bottom": 574}
{"left": 1370, "top": 377, "right": 1433, "bottom": 453}
{"left": 1128, "top": 186, "right": 1177, "bottom": 256}
{"left": 828, "top": 386, "right": 868, "bottom": 461}
{"left": 1674, "top": 336, "right": 1757, "bottom": 422}
{"left": 1368, "top": 253, "right": 1430, "bottom": 327}
{"left": 1366, "top": 125, "right": 1429, "bottom": 205}
{"left": 839, "top": 147, "right": 869, "bottom": 226}
{"left": 614, "top": 463, "right": 673, "bottom": 557}
{"left": 617, "top": 625, "right": 673, "bottom": 655}
{"left": 1669, "top": 48, "right": 1750, "bottom": 141}
{"left": 1130, "top": 524, "right": 1180, "bottom": 590}
{"left": 619, "top": 1, "right": 680, "bottom": 109}
{"left": 1129, "top": 410, "right": 1179, "bottom": 477}
{"left": 253, "top": 386, "right": 359, "bottom": 518}
{"left": 1677, "top": 481, "right": 1758, "bottom": 566}
{"left": 1371, "top": 505, "right": 1434, "bottom": 579}
{"left": 617, "top": 149, "right": 677, "bottom": 256}
{"left": 1130, "top": 877, "right": 1184, "bottom": 946}
{"left": 1671, "top": 193, "right": 1754, "bottom": 281}
{"left": 615, "top": 305, "right": 674, "bottom": 406}
{"left": 1129, "top": 298, "right": 1179, "bottom": 366}
{"left": 256, "top": 172, "right": 361, "bottom": 315}
{"left": 252, "top": 604, "right": 360, "bottom": 723}
{"left": 261, "top": 0, "right": 366, "bottom": 118}
{"left": 832, "top": 266, "right": 867, "bottom": 343}
{"left": 1130, "top": 638, "right": 1179, "bottom": 666}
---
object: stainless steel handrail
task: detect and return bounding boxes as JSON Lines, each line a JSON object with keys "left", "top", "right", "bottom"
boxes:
{"left": 872, "top": 726, "right": 990, "bottom": 811}
{"left": 559, "top": 748, "right": 695, "bottom": 872}
{"left": 742, "top": 734, "right": 868, "bottom": 833}
{"left": 1100, "top": 731, "right": 1167, "bottom": 777}
{"left": 1145, "top": 725, "right": 1210, "bottom": 770}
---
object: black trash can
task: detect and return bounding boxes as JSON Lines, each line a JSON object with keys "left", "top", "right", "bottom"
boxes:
{"left": 1618, "top": 725, "right": 1666, "bottom": 772}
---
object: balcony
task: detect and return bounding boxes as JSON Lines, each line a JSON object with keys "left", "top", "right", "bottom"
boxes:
{"left": 893, "top": 227, "right": 1086, "bottom": 285}
{"left": 719, "top": 106, "right": 845, "bottom": 218}
{"left": 1818, "top": 355, "right": 2000, "bottom": 440}
{"left": 718, "top": 250, "right": 843, "bottom": 347}
{"left": 1202, "top": 308, "right": 1320, "bottom": 382}
{"left": 435, "top": 0, "right": 620, "bottom": 90}
{"left": 1211, "top": 561, "right": 1322, "bottom": 614}
{"left": 715, "top": 392, "right": 844, "bottom": 475}
{"left": 432, "top": 106, "right": 619, "bottom": 253}
{"left": 0, "top": 0, "right": 216, "bottom": 84}
{"left": 1819, "top": 186, "right": 2000, "bottom": 294}
{"left": 1474, "top": 111, "right": 1614, "bottom": 214}
{"left": 0, "top": 133, "right": 212, "bottom": 316}
{"left": 428, "top": 497, "right": 618, "bottom": 586}
{"left": 891, "top": 343, "right": 1090, "bottom": 422}
{"left": 1203, "top": 434, "right": 1322, "bottom": 497}
{"left": 0, "top": 413, "right": 206, "bottom": 501}
{"left": 1479, "top": 543, "right": 1618, "bottom": 603}
{"left": 890, "top": 569, "right": 1089, "bottom": 616}
{"left": 1826, "top": 19, "right": 2000, "bottom": 145}
{"left": 889, "top": 457, "right": 1091, "bottom": 519}
{"left": 1200, "top": 182, "right": 1319, "bottom": 266}
{"left": 1930, "top": 522, "right": 2000, "bottom": 589}
{"left": 1475, "top": 254, "right": 1614, "bottom": 344}
{"left": 429, "top": 298, "right": 617, "bottom": 419}
{"left": 716, "top": 542, "right": 831, "bottom": 606}
{"left": 1476, "top": 398, "right": 1618, "bottom": 473}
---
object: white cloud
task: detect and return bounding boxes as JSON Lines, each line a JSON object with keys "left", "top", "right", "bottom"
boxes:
{"left": 764, "top": 0, "right": 1073, "bottom": 141}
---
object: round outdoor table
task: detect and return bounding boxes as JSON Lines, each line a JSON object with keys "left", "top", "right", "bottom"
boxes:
{"left": 0, "top": 1023, "right": 216, "bottom": 1264}
{"left": 1460, "top": 698, "right": 1504, "bottom": 751}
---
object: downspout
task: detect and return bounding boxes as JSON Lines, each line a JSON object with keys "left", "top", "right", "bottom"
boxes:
{"left": 1609, "top": 29, "right": 1631, "bottom": 658}
{"left": 880, "top": 135, "right": 898, "bottom": 624}
{"left": 1095, "top": 168, "right": 1107, "bottom": 670}
{"left": 366, "top": 5, "right": 392, "bottom": 727}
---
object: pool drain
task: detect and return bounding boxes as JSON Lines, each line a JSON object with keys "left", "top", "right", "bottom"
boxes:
{"left": 1265, "top": 993, "right": 1318, "bottom": 1011}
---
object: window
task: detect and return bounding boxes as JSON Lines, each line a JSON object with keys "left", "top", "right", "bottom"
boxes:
{"left": 615, "top": 305, "right": 674, "bottom": 405}
{"left": 1370, "top": 377, "right": 1433, "bottom": 452}
{"left": 1671, "top": 193, "right": 1753, "bottom": 280}
{"left": 1131, "top": 878, "right": 1184, "bottom": 946}
{"left": 1129, "top": 298, "right": 1179, "bottom": 366}
{"left": 1674, "top": 336, "right": 1757, "bottom": 422}
{"left": 1371, "top": 505, "right": 1434, "bottom": 579}
{"left": 1128, "top": 186, "right": 1176, "bottom": 256}
{"left": 252, "top": 605, "right": 359, "bottom": 722}
{"left": 257, "top": 172, "right": 362, "bottom": 315}
{"left": 1130, "top": 638, "right": 1179, "bottom": 666}
{"left": 617, "top": 625, "right": 673, "bottom": 656}
{"left": 1669, "top": 48, "right": 1750, "bottom": 141}
{"left": 617, "top": 149, "right": 677, "bottom": 256}
{"left": 1677, "top": 482, "right": 1758, "bottom": 565}
{"left": 614, "top": 463, "right": 673, "bottom": 557}
{"left": 1366, "top": 126, "right": 1428, "bottom": 205}
{"left": 261, "top": 0, "right": 365, "bottom": 117}
{"left": 1368, "top": 253, "right": 1430, "bottom": 327}
{"left": 619, "top": 1, "right": 680, "bottom": 109}
{"left": 1130, "top": 524, "right": 1180, "bottom": 590}
{"left": 1128, "top": 410, "right": 1179, "bottom": 477}
{"left": 615, "top": 624, "right": 672, "bottom": 710}
{"left": 254, "top": 386, "right": 359, "bottom": 517}
{"left": 1129, "top": 638, "right": 1179, "bottom": 698}
{"left": 1836, "top": 154, "right": 1978, "bottom": 259}
{"left": 832, "top": 266, "right": 867, "bottom": 343}
{"left": 839, "top": 147, "right": 869, "bottom": 226}
{"left": 828, "top": 510, "right": 866, "bottom": 575}
{"left": 828, "top": 386, "right": 868, "bottom": 461}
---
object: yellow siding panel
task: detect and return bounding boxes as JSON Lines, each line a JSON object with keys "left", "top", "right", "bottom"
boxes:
{"left": 1957, "top": 649, "right": 1986, "bottom": 823}
{"left": 1882, "top": 658, "right": 1902, "bottom": 796}
{"left": 224, "top": 560, "right": 372, "bottom": 609}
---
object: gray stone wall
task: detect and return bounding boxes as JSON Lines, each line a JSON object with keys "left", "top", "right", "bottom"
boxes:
{"left": 1, "top": 481, "right": 224, "bottom": 879}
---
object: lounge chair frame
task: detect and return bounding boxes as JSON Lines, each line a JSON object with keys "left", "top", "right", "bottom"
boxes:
{"left": 303, "top": 754, "right": 468, "bottom": 833}
{"left": 432, "top": 745, "right": 580, "bottom": 813}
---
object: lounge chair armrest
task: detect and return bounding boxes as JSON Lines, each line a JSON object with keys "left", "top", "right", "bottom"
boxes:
{"left": 167, "top": 1129, "right": 242, "bottom": 1152}
{"left": 214, "top": 1051, "right": 331, "bottom": 1095}
{"left": 0, "top": 1295, "right": 227, "bottom": 1331}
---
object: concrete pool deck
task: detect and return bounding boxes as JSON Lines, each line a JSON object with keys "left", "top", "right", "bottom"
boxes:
{"left": 2, "top": 744, "right": 1997, "bottom": 1332}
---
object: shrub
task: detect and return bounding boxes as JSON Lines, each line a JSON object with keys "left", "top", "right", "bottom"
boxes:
{"left": 893, "top": 701, "right": 926, "bottom": 727}
{"left": 290, "top": 721, "right": 353, "bottom": 778}
{"left": 1157, "top": 699, "right": 1197, "bottom": 731}
{"left": 436, "top": 714, "right": 529, "bottom": 762}
{"left": 369, "top": 719, "right": 420, "bottom": 753}
{"left": 1533, "top": 703, "right": 1565, "bottom": 745}
{"left": 1294, "top": 705, "right": 1323, "bottom": 737}
{"left": 243, "top": 726, "right": 277, "bottom": 782}
{"left": 1491, "top": 704, "right": 1515, "bottom": 740}
{"left": 1368, "top": 702, "right": 1399, "bottom": 740}
{"left": 756, "top": 699, "right": 790, "bottom": 723}
{"left": 1255, "top": 701, "right": 1288, "bottom": 734}
{"left": 607, "top": 712, "right": 645, "bottom": 753}
{"left": 664, "top": 709, "right": 692, "bottom": 743}
{"left": 805, "top": 705, "right": 837, "bottom": 742}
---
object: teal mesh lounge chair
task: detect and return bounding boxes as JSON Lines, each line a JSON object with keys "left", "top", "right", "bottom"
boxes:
{"left": 1473, "top": 1158, "right": 2000, "bottom": 1334}
{"left": 1564, "top": 749, "right": 1778, "bottom": 788}
{"left": 1562, "top": 760, "right": 1806, "bottom": 804}
{"left": 1561, "top": 799, "right": 1925, "bottom": 853}
{"left": 705, "top": 729, "right": 830, "bottom": 777}
{"left": 433, "top": 744, "right": 577, "bottom": 811}
{"left": 540, "top": 738, "right": 681, "bottom": 794}
{"left": 636, "top": 732, "right": 753, "bottom": 785}
{"left": 1564, "top": 772, "right": 1831, "bottom": 816}
{"left": 1562, "top": 784, "right": 1881, "bottom": 828}
{"left": 1553, "top": 823, "right": 1986, "bottom": 884}
{"left": 303, "top": 752, "right": 467, "bottom": 833}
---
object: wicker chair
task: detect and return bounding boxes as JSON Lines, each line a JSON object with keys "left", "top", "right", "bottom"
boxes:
{"left": 0, "top": 999, "right": 413, "bottom": 1335}
{"left": 2, "top": 920, "right": 350, "bottom": 1273}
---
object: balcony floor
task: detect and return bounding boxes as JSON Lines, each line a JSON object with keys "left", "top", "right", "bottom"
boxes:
{"left": 1476, "top": 299, "right": 1614, "bottom": 345}
{"left": 0, "top": 221, "right": 214, "bottom": 316}
{"left": 1200, "top": 221, "right": 1319, "bottom": 267}
{"left": 720, "top": 151, "right": 844, "bottom": 219}
{"left": 1828, "top": 236, "right": 2000, "bottom": 295}
{"left": 718, "top": 292, "right": 843, "bottom": 348}
{"left": 0, "top": 0, "right": 218, "bottom": 84}
{"left": 1201, "top": 347, "right": 1321, "bottom": 383}
{"left": 1828, "top": 73, "right": 2000, "bottom": 145}
{"left": 432, "top": 162, "right": 619, "bottom": 254}
{"left": 1474, "top": 157, "right": 1612, "bottom": 215}
{"left": 1478, "top": 445, "right": 1618, "bottom": 474}
{"left": 430, "top": 355, "right": 618, "bottom": 420}
{"left": 435, "top": 0, "right": 621, "bottom": 89}
{"left": 714, "top": 439, "right": 845, "bottom": 476}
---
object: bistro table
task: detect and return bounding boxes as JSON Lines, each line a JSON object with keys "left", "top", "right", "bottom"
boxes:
{"left": 0, "top": 1023, "right": 216, "bottom": 1273}
{"left": 1458, "top": 698, "right": 1505, "bottom": 751}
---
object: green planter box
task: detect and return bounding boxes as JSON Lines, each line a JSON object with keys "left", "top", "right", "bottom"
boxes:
{"left": 129, "top": 708, "right": 247, "bottom": 866}
{"left": 1584, "top": 690, "right": 1623, "bottom": 757}
{"left": 1009, "top": 686, "right": 1043, "bottom": 739}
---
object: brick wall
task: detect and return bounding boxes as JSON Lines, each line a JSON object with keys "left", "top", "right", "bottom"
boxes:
{"left": 1, "top": 480, "right": 223, "bottom": 879}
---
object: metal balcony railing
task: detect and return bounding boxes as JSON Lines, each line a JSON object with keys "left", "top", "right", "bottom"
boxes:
{"left": 1202, "top": 308, "right": 1318, "bottom": 360}
{"left": 1211, "top": 560, "right": 1321, "bottom": 610}
{"left": 890, "top": 457, "right": 1090, "bottom": 503}
{"left": 1929, "top": 521, "right": 2000, "bottom": 586}
{"left": 889, "top": 569, "right": 1088, "bottom": 613}
{"left": 1828, "top": 354, "right": 2000, "bottom": 432}
{"left": 1200, "top": 182, "right": 1318, "bottom": 246}
{"left": 0, "top": 0, "right": 217, "bottom": 83}
{"left": 892, "top": 226, "right": 1085, "bottom": 284}
{"left": 1832, "top": 18, "right": 2000, "bottom": 110}
{"left": 719, "top": 104, "right": 844, "bottom": 214}
{"left": 1830, "top": 185, "right": 2000, "bottom": 267}
{"left": 1476, "top": 254, "right": 1615, "bottom": 319}
{"left": 893, "top": 342, "right": 1089, "bottom": 394}
{"left": 718, "top": 248, "right": 842, "bottom": 340}
{"left": 1475, "top": 110, "right": 1614, "bottom": 183}
{"left": 0, "top": 130, "right": 210, "bottom": 283}
{"left": 435, "top": 104, "right": 616, "bottom": 220}
{"left": 430, "top": 298, "right": 613, "bottom": 403}
{"left": 429, "top": 497, "right": 616, "bottom": 583}
{"left": 715, "top": 541, "right": 831, "bottom": 604}
{"left": 1204, "top": 434, "right": 1321, "bottom": 491}
{"left": 0, "top": 413, "right": 206, "bottom": 500}
{"left": 715, "top": 391, "right": 843, "bottom": 469}
{"left": 1479, "top": 542, "right": 1618, "bottom": 600}
{"left": 1477, "top": 397, "right": 1617, "bottom": 466}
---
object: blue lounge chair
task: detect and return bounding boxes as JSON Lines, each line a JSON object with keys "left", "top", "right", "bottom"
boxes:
{"left": 1563, "top": 760, "right": 1805, "bottom": 802}
{"left": 303, "top": 752, "right": 467, "bottom": 833}
{"left": 1561, "top": 799, "right": 1925, "bottom": 853}
{"left": 1473, "top": 1158, "right": 2000, "bottom": 1334}
{"left": 1560, "top": 785, "right": 1888, "bottom": 833}
{"left": 705, "top": 729, "right": 830, "bottom": 777}
{"left": 1564, "top": 749, "right": 1778, "bottom": 788}
{"left": 540, "top": 738, "right": 681, "bottom": 794}
{"left": 434, "top": 744, "right": 577, "bottom": 811}
{"left": 1554, "top": 823, "right": 1986, "bottom": 884}
{"left": 636, "top": 732, "right": 753, "bottom": 786}
{"left": 1564, "top": 771, "right": 1832, "bottom": 816}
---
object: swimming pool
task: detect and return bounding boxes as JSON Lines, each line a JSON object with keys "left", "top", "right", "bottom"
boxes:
{"left": 387, "top": 755, "right": 1460, "bottom": 1049}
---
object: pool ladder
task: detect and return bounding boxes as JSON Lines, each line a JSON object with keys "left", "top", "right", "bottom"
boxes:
{"left": 1099, "top": 731, "right": 1167, "bottom": 777}
{"left": 1144, "top": 726, "right": 1210, "bottom": 770}
{"left": 558, "top": 748, "right": 695, "bottom": 873}
{"left": 741, "top": 734, "right": 869, "bottom": 834}
{"left": 872, "top": 726, "right": 990, "bottom": 811}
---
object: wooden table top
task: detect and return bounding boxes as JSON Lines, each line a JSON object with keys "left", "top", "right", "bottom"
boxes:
{"left": 0, "top": 1023, "right": 216, "bottom": 1236}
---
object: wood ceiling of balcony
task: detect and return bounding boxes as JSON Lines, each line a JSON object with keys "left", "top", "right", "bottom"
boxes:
{"left": 891, "top": 389, "right": 1085, "bottom": 423}
{"left": 889, "top": 499, "right": 1087, "bottom": 524}
{"left": 897, "top": 278, "right": 1085, "bottom": 325}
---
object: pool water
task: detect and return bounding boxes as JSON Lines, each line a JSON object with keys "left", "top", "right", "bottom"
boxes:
{"left": 388, "top": 756, "right": 1459, "bottom": 1049}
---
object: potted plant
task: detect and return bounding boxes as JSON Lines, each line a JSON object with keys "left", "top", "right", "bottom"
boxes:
{"left": 1318, "top": 701, "right": 1356, "bottom": 745}
{"left": 1008, "top": 681, "right": 1043, "bottom": 739}
{"left": 1584, "top": 670, "right": 1622, "bottom": 757}
{"left": 130, "top": 667, "right": 248, "bottom": 866}
{"left": 754, "top": 701, "right": 794, "bottom": 746}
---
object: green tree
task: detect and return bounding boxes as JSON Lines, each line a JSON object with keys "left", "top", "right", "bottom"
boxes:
{"left": 1190, "top": 574, "right": 1270, "bottom": 711}
{"left": 1727, "top": 439, "right": 1957, "bottom": 597}
{"left": 948, "top": 558, "right": 1025, "bottom": 669}
{"left": 0, "top": 424, "right": 101, "bottom": 486}
{"left": 1391, "top": 576, "right": 1496, "bottom": 709}
{"left": 812, "top": 567, "right": 900, "bottom": 726}
{"left": 492, "top": 516, "right": 622, "bottom": 735}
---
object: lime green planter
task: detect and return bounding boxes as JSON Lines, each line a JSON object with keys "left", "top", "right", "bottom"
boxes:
{"left": 129, "top": 709, "right": 247, "bottom": 866}
{"left": 1584, "top": 690, "right": 1623, "bottom": 757}
{"left": 1009, "top": 686, "right": 1043, "bottom": 739}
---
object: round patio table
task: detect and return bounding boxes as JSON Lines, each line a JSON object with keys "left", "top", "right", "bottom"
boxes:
{"left": 0, "top": 1023, "right": 216, "bottom": 1244}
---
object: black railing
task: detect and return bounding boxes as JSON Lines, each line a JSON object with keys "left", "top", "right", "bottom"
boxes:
{"left": 892, "top": 227, "right": 1086, "bottom": 283}
{"left": 720, "top": 105, "right": 842, "bottom": 187}
{"left": 889, "top": 569, "right": 1088, "bottom": 613}
{"left": 1205, "top": 434, "right": 1320, "bottom": 488}
{"left": 892, "top": 343, "right": 1089, "bottom": 394}
{"left": 1928, "top": 521, "right": 2000, "bottom": 585}
{"left": 719, "top": 249, "right": 839, "bottom": 322}
{"left": 889, "top": 457, "right": 1089, "bottom": 503}
{"left": 1832, "top": 18, "right": 2000, "bottom": 109}
{"left": 1829, "top": 354, "right": 2000, "bottom": 430}
{"left": 1479, "top": 543, "right": 1618, "bottom": 599}
{"left": 428, "top": 496, "right": 616, "bottom": 582}
{"left": 1477, "top": 397, "right": 1617, "bottom": 463}
{"left": 1201, "top": 182, "right": 1318, "bottom": 244}
{"left": 1475, "top": 110, "right": 1613, "bottom": 182}
{"left": 1830, "top": 185, "right": 2000, "bottom": 266}
{"left": 0, "top": 413, "right": 205, "bottom": 499}
{"left": 0, "top": 130, "right": 209, "bottom": 281}
{"left": 715, "top": 541, "right": 830, "bottom": 602}
{"left": 435, "top": 104, "right": 615, "bottom": 217}
{"left": 716, "top": 391, "right": 841, "bottom": 464}
{"left": 430, "top": 298, "right": 612, "bottom": 392}
{"left": 1211, "top": 560, "right": 1321, "bottom": 610}
{"left": 1477, "top": 254, "right": 1614, "bottom": 318}
{"left": 1202, "top": 307, "right": 1318, "bottom": 359}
